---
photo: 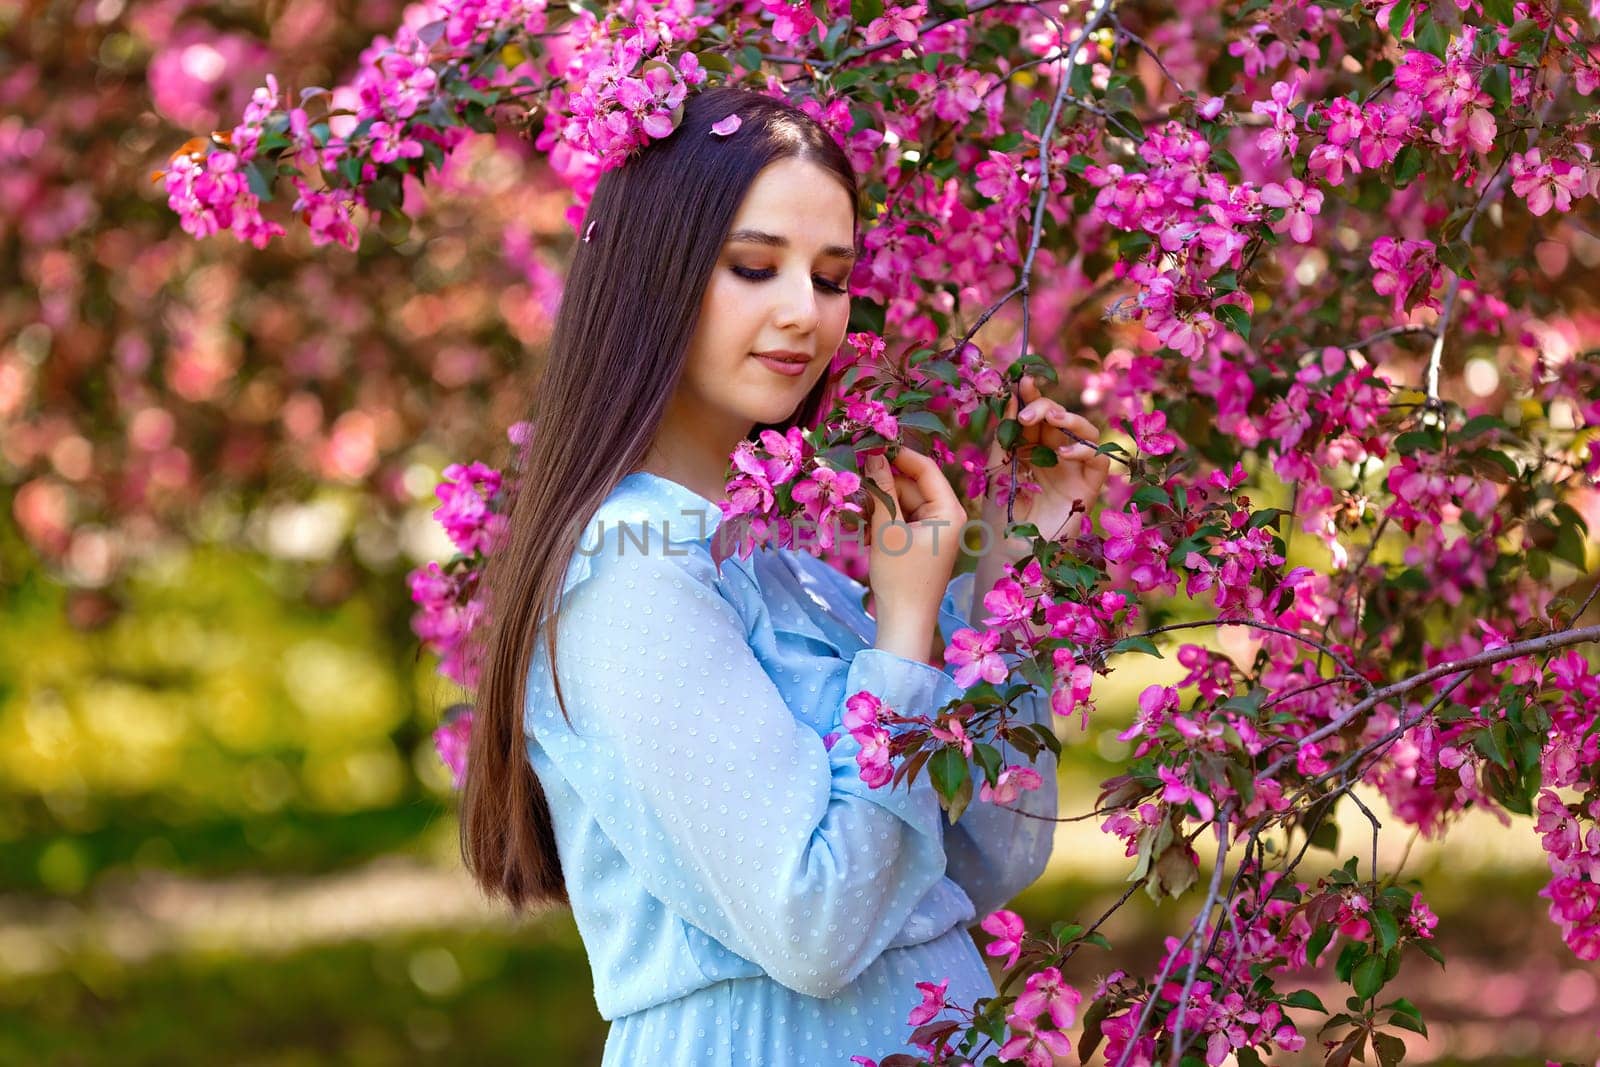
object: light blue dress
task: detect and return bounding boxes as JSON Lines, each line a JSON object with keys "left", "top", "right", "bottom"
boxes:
{"left": 524, "top": 469, "right": 1058, "bottom": 1065}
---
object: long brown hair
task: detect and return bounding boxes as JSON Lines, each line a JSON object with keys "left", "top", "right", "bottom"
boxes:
{"left": 460, "top": 85, "right": 861, "bottom": 911}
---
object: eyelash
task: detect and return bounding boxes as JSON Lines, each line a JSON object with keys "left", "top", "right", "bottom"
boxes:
{"left": 730, "top": 265, "right": 849, "bottom": 295}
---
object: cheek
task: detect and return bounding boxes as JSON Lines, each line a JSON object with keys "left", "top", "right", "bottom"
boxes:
{"left": 824, "top": 299, "right": 851, "bottom": 345}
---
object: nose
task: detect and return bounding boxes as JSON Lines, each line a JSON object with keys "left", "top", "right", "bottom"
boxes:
{"left": 771, "top": 269, "right": 820, "bottom": 335}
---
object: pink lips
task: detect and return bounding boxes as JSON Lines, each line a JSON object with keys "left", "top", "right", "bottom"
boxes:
{"left": 752, "top": 351, "right": 811, "bottom": 377}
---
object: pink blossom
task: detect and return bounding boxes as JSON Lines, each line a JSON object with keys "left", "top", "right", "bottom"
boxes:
{"left": 945, "top": 628, "right": 1008, "bottom": 689}
{"left": 1130, "top": 409, "right": 1179, "bottom": 455}
{"left": 1012, "top": 966, "right": 1082, "bottom": 1029}
{"left": 906, "top": 976, "right": 948, "bottom": 1025}
{"left": 980, "top": 908, "right": 1025, "bottom": 968}
{"left": 980, "top": 765, "right": 1043, "bottom": 805}
{"left": 1259, "top": 179, "right": 1323, "bottom": 243}
{"left": 433, "top": 706, "right": 473, "bottom": 789}
{"left": 863, "top": 3, "right": 926, "bottom": 45}
{"left": 434, "top": 461, "right": 506, "bottom": 555}
{"left": 1510, "top": 149, "right": 1587, "bottom": 216}
{"left": 1158, "top": 763, "right": 1216, "bottom": 821}
{"left": 996, "top": 1018, "right": 1073, "bottom": 1067}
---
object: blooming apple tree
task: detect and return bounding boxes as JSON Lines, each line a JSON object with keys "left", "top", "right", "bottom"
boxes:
{"left": 158, "top": 0, "right": 1600, "bottom": 1063}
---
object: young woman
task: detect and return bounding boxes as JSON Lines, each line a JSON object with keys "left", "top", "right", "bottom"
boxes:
{"left": 461, "top": 85, "right": 1109, "bottom": 1064}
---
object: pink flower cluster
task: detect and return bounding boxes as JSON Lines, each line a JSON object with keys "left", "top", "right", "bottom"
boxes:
{"left": 842, "top": 690, "right": 895, "bottom": 788}
{"left": 432, "top": 703, "right": 474, "bottom": 788}
{"left": 434, "top": 460, "right": 507, "bottom": 556}
{"left": 408, "top": 560, "right": 484, "bottom": 689}
{"left": 718, "top": 427, "right": 869, "bottom": 557}
{"left": 559, "top": 35, "right": 709, "bottom": 171}
{"left": 1534, "top": 649, "right": 1600, "bottom": 960}
{"left": 1090, "top": 869, "right": 1354, "bottom": 1065}
{"left": 162, "top": 75, "right": 288, "bottom": 249}
{"left": 1509, "top": 147, "right": 1598, "bottom": 217}
{"left": 1369, "top": 236, "right": 1443, "bottom": 316}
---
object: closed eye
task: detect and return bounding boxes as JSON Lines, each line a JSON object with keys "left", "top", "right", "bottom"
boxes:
{"left": 730, "top": 266, "right": 849, "bottom": 295}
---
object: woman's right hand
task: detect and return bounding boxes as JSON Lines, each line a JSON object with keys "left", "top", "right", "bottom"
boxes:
{"left": 862, "top": 446, "right": 968, "bottom": 663}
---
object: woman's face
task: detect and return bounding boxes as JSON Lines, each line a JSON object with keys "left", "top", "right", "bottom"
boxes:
{"left": 673, "top": 156, "right": 856, "bottom": 441}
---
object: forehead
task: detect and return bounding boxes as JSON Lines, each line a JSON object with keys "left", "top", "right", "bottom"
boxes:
{"left": 727, "top": 158, "right": 856, "bottom": 251}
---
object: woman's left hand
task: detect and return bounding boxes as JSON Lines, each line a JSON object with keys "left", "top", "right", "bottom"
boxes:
{"left": 980, "top": 374, "right": 1111, "bottom": 544}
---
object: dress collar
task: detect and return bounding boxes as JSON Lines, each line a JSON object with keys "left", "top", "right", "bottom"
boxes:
{"left": 596, "top": 469, "right": 725, "bottom": 546}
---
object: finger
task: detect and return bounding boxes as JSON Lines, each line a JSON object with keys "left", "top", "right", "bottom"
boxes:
{"left": 1045, "top": 408, "right": 1100, "bottom": 442}
{"left": 1056, "top": 442, "right": 1099, "bottom": 463}
{"left": 1018, "top": 398, "right": 1054, "bottom": 425}
{"left": 1019, "top": 374, "right": 1042, "bottom": 406}
{"left": 864, "top": 452, "right": 900, "bottom": 526}
{"left": 1086, "top": 453, "right": 1112, "bottom": 496}
{"left": 892, "top": 467, "right": 930, "bottom": 516}
{"left": 1022, "top": 400, "right": 1096, "bottom": 438}
{"left": 891, "top": 447, "right": 962, "bottom": 519}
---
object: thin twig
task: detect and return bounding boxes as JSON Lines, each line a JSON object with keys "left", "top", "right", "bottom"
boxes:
{"left": 1339, "top": 324, "right": 1436, "bottom": 350}
{"left": 1111, "top": 15, "right": 1188, "bottom": 95}
{"left": 1125, "top": 618, "right": 1371, "bottom": 693}
{"left": 1166, "top": 812, "right": 1232, "bottom": 1066}
{"left": 1256, "top": 623, "right": 1600, "bottom": 782}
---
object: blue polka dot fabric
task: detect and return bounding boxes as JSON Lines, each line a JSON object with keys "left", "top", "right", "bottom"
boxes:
{"left": 524, "top": 470, "right": 1058, "bottom": 1064}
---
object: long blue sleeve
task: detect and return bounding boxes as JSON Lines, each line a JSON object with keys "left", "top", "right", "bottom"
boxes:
{"left": 934, "top": 571, "right": 1059, "bottom": 916}
{"left": 760, "top": 547, "right": 1060, "bottom": 917}
{"left": 529, "top": 538, "right": 966, "bottom": 999}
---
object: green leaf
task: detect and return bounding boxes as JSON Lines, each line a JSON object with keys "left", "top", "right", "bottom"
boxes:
{"left": 1437, "top": 239, "right": 1474, "bottom": 278}
{"left": 1306, "top": 924, "right": 1334, "bottom": 967}
{"left": 819, "top": 17, "right": 850, "bottom": 59}
{"left": 1309, "top": 820, "right": 1340, "bottom": 853}
{"left": 1353, "top": 954, "right": 1387, "bottom": 1000}
{"left": 820, "top": 443, "right": 861, "bottom": 476}
{"left": 945, "top": 771, "right": 973, "bottom": 823}
{"left": 1028, "top": 721, "right": 1062, "bottom": 758}
{"left": 1415, "top": 13, "right": 1448, "bottom": 55}
{"left": 897, "top": 410, "right": 950, "bottom": 435}
{"left": 1215, "top": 302, "right": 1252, "bottom": 339}
{"left": 243, "top": 161, "right": 275, "bottom": 202}
{"left": 973, "top": 742, "right": 1003, "bottom": 787}
{"left": 1459, "top": 413, "right": 1504, "bottom": 440}
{"left": 1392, "top": 430, "right": 1440, "bottom": 455}
{"left": 1392, "top": 145, "right": 1424, "bottom": 187}
{"left": 929, "top": 747, "right": 969, "bottom": 802}
{"left": 1028, "top": 444, "right": 1059, "bottom": 467}
{"left": 1386, "top": 0, "right": 1414, "bottom": 37}
{"left": 1388, "top": 1011, "right": 1428, "bottom": 1036}
{"left": 1507, "top": 17, "right": 1543, "bottom": 41}
{"left": 1372, "top": 909, "right": 1401, "bottom": 955}
{"left": 1373, "top": 1030, "right": 1408, "bottom": 1067}
{"left": 336, "top": 154, "right": 362, "bottom": 186}
{"left": 1335, "top": 940, "right": 1366, "bottom": 981}
{"left": 1132, "top": 485, "right": 1172, "bottom": 509}
{"left": 1109, "top": 635, "right": 1162, "bottom": 658}
{"left": 1283, "top": 989, "right": 1328, "bottom": 1013}
{"left": 1472, "top": 723, "right": 1510, "bottom": 769}
{"left": 997, "top": 418, "right": 1024, "bottom": 450}
{"left": 1553, "top": 522, "right": 1589, "bottom": 569}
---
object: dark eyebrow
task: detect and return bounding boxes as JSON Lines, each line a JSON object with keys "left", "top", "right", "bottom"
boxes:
{"left": 725, "top": 228, "right": 858, "bottom": 262}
